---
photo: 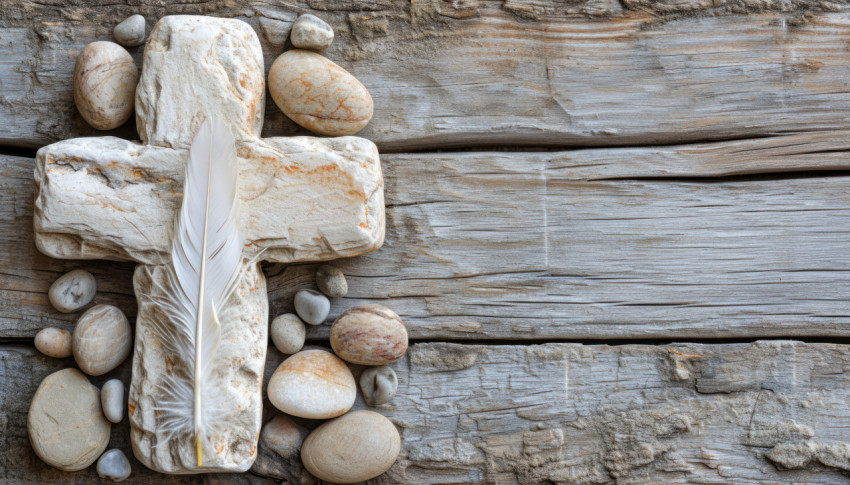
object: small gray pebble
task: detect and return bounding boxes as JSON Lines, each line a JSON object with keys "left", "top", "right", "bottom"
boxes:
{"left": 290, "top": 14, "right": 333, "bottom": 51}
{"left": 294, "top": 289, "right": 330, "bottom": 325}
{"left": 359, "top": 366, "right": 398, "bottom": 406}
{"left": 259, "top": 17, "right": 293, "bottom": 47}
{"left": 260, "top": 414, "right": 309, "bottom": 460}
{"left": 270, "top": 313, "right": 306, "bottom": 354}
{"left": 113, "top": 15, "right": 146, "bottom": 47}
{"left": 49, "top": 269, "right": 96, "bottom": 313}
{"left": 97, "top": 449, "right": 131, "bottom": 481}
{"left": 316, "top": 265, "right": 347, "bottom": 298}
{"left": 101, "top": 379, "right": 124, "bottom": 423}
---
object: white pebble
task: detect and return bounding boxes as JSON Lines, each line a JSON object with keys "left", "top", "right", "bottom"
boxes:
{"left": 101, "top": 379, "right": 125, "bottom": 423}
{"left": 113, "top": 15, "right": 146, "bottom": 47}
{"left": 294, "top": 289, "right": 330, "bottom": 325}
{"left": 270, "top": 313, "right": 306, "bottom": 354}
{"left": 34, "top": 327, "right": 73, "bottom": 358}
{"left": 72, "top": 304, "right": 132, "bottom": 376}
{"left": 290, "top": 14, "right": 333, "bottom": 51}
{"left": 48, "top": 269, "right": 96, "bottom": 313}
{"left": 97, "top": 449, "right": 131, "bottom": 481}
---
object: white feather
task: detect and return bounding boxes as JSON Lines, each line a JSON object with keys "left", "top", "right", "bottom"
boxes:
{"left": 145, "top": 118, "right": 243, "bottom": 468}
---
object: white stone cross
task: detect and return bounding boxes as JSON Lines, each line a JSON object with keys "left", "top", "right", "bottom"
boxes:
{"left": 33, "top": 15, "right": 384, "bottom": 473}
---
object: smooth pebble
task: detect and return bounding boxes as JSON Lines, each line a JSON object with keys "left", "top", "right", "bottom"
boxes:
{"left": 267, "top": 349, "right": 355, "bottom": 419}
{"left": 113, "top": 14, "right": 146, "bottom": 47}
{"left": 290, "top": 14, "right": 334, "bottom": 51}
{"left": 73, "top": 304, "right": 132, "bottom": 376}
{"left": 34, "top": 327, "right": 73, "bottom": 358}
{"left": 270, "top": 313, "right": 306, "bottom": 354}
{"left": 101, "top": 379, "right": 125, "bottom": 423}
{"left": 74, "top": 41, "right": 139, "bottom": 130}
{"left": 261, "top": 414, "right": 309, "bottom": 460}
{"left": 259, "top": 16, "right": 294, "bottom": 47}
{"left": 294, "top": 289, "right": 330, "bottom": 325}
{"left": 359, "top": 366, "right": 398, "bottom": 406}
{"left": 301, "top": 410, "right": 400, "bottom": 483}
{"left": 330, "top": 304, "right": 408, "bottom": 365}
{"left": 316, "top": 265, "right": 347, "bottom": 298}
{"left": 28, "top": 368, "right": 110, "bottom": 471}
{"left": 97, "top": 449, "right": 131, "bottom": 481}
{"left": 48, "top": 269, "right": 96, "bottom": 313}
{"left": 269, "top": 50, "right": 373, "bottom": 136}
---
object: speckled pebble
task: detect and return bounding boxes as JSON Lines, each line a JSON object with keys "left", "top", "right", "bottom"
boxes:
{"left": 72, "top": 304, "right": 132, "bottom": 376}
{"left": 267, "top": 349, "right": 356, "bottom": 419}
{"left": 34, "top": 327, "right": 73, "bottom": 358}
{"left": 101, "top": 379, "right": 124, "bottom": 423}
{"left": 97, "top": 449, "right": 131, "bottom": 481}
{"left": 271, "top": 313, "right": 306, "bottom": 354}
{"left": 113, "top": 15, "right": 146, "bottom": 47}
{"left": 316, "top": 265, "right": 347, "bottom": 298}
{"left": 49, "top": 269, "right": 96, "bottom": 313}
{"left": 290, "top": 14, "right": 333, "bottom": 51}
{"left": 359, "top": 366, "right": 398, "bottom": 406}
{"left": 294, "top": 289, "right": 330, "bottom": 325}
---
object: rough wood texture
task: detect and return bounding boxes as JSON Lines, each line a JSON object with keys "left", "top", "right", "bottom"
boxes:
{"left": 6, "top": 131, "right": 850, "bottom": 339}
{"left": 3, "top": 2, "right": 850, "bottom": 150}
{"left": 5, "top": 342, "right": 850, "bottom": 483}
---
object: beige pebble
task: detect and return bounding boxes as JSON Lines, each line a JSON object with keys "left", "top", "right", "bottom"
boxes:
{"left": 268, "top": 50, "right": 373, "bottom": 136}
{"left": 267, "top": 349, "right": 355, "bottom": 419}
{"left": 113, "top": 14, "right": 146, "bottom": 47}
{"left": 49, "top": 269, "right": 96, "bottom": 313}
{"left": 316, "top": 265, "right": 347, "bottom": 298}
{"left": 261, "top": 414, "right": 308, "bottom": 460}
{"left": 330, "top": 304, "right": 408, "bottom": 365}
{"left": 34, "top": 327, "right": 73, "bottom": 358}
{"left": 72, "top": 304, "right": 132, "bottom": 376}
{"left": 101, "top": 379, "right": 124, "bottom": 423}
{"left": 270, "top": 313, "right": 306, "bottom": 354}
{"left": 290, "top": 14, "right": 334, "bottom": 51}
{"left": 74, "top": 41, "right": 139, "bottom": 130}
{"left": 301, "top": 410, "right": 400, "bottom": 483}
{"left": 28, "top": 368, "right": 111, "bottom": 471}
{"left": 360, "top": 365, "right": 398, "bottom": 406}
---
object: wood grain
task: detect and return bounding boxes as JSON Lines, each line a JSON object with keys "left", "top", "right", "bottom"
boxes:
{"left": 3, "top": 2, "right": 850, "bottom": 150}
{"left": 5, "top": 131, "right": 850, "bottom": 340}
{"left": 5, "top": 342, "right": 850, "bottom": 483}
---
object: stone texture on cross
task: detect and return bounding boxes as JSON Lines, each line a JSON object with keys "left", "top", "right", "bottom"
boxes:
{"left": 33, "top": 16, "right": 384, "bottom": 473}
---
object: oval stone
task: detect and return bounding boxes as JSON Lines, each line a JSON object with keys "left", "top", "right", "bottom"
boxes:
{"left": 74, "top": 41, "right": 139, "bottom": 130}
{"left": 268, "top": 50, "right": 373, "bottom": 136}
{"left": 330, "top": 304, "right": 408, "bottom": 365}
{"left": 113, "top": 14, "right": 146, "bottom": 47}
{"left": 290, "top": 14, "right": 334, "bottom": 51}
{"left": 294, "top": 289, "right": 330, "bottom": 325}
{"left": 28, "top": 368, "right": 111, "bottom": 471}
{"left": 101, "top": 379, "right": 125, "bottom": 423}
{"left": 270, "top": 313, "right": 306, "bottom": 354}
{"left": 72, "top": 304, "right": 132, "bottom": 376}
{"left": 34, "top": 327, "right": 73, "bottom": 358}
{"left": 267, "top": 349, "right": 355, "bottom": 419}
{"left": 49, "top": 269, "right": 96, "bottom": 313}
{"left": 316, "top": 265, "right": 347, "bottom": 298}
{"left": 301, "top": 410, "right": 400, "bottom": 483}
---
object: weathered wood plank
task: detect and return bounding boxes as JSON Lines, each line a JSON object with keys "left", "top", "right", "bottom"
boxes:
{"left": 5, "top": 342, "right": 850, "bottom": 483}
{"left": 5, "top": 132, "right": 850, "bottom": 339}
{"left": 2, "top": 2, "right": 850, "bottom": 150}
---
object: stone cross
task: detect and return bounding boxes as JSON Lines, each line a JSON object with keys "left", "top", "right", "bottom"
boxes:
{"left": 33, "top": 16, "right": 384, "bottom": 473}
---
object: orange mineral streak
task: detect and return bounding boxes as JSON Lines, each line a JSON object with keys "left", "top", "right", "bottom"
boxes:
{"left": 285, "top": 351, "right": 354, "bottom": 389}
{"left": 128, "top": 403, "right": 135, "bottom": 416}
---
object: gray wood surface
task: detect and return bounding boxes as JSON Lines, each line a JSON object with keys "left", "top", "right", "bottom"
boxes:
{"left": 3, "top": 2, "right": 850, "bottom": 150}
{"left": 5, "top": 342, "right": 850, "bottom": 483}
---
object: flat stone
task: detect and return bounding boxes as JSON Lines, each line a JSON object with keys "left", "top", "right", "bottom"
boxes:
{"left": 359, "top": 365, "right": 398, "bottom": 406}
{"left": 290, "top": 14, "right": 334, "bottom": 51}
{"left": 300, "top": 410, "right": 400, "bottom": 483}
{"left": 294, "top": 289, "right": 330, "bottom": 325}
{"left": 113, "top": 14, "right": 146, "bottom": 47}
{"left": 271, "top": 313, "right": 306, "bottom": 354}
{"left": 101, "top": 379, "right": 125, "bottom": 423}
{"left": 267, "top": 349, "right": 355, "bottom": 419}
{"left": 34, "top": 327, "right": 73, "bottom": 358}
{"left": 48, "top": 269, "right": 96, "bottom": 313}
{"left": 74, "top": 41, "right": 138, "bottom": 130}
{"left": 259, "top": 17, "right": 293, "bottom": 47}
{"left": 330, "top": 304, "right": 408, "bottom": 365}
{"left": 316, "top": 265, "right": 347, "bottom": 298}
{"left": 97, "top": 449, "right": 132, "bottom": 481}
{"left": 28, "top": 368, "right": 111, "bottom": 471}
{"left": 72, "top": 304, "right": 132, "bottom": 376}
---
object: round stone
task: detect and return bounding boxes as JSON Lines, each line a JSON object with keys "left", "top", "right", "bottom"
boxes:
{"left": 101, "top": 379, "right": 125, "bottom": 423}
{"left": 261, "top": 414, "right": 309, "bottom": 460}
{"left": 359, "top": 366, "right": 398, "bottom": 406}
{"left": 294, "top": 289, "right": 330, "bottom": 325}
{"left": 34, "top": 327, "right": 73, "bottom": 358}
{"left": 301, "top": 410, "right": 400, "bottom": 483}
{"left": 113, "top": 14, "right": 146, "bottom": 47}
{"left": 267, "top": 349, "right": 355, "bottom": 419}
{"left": 316, "top": 265, "right": 347, "bottom": 298}
{"left": 49, "top": 269, "right": 96, "bottom": 313}
{"left": 270, "top": 313, "right": 306, "bottom": 354}
{"left": 97, "top": 449, "right": 131, "bottom": 481}
{"left": 72, "top": 304, "right": 132, "bottom": 376}
{"left": 268, "top": 50, "right": 373, "bottom": 136}
{"left": 28, "top": 368, "right": 111, "bottom": 471}
{"left": 330, "top": 304, "right": 408, "bottom": 365}
{"left": 290, "top": 14, "right": 334, "bottom": 51}
{"left": 74, "top": 41, "right": 139, "bottom": 130}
